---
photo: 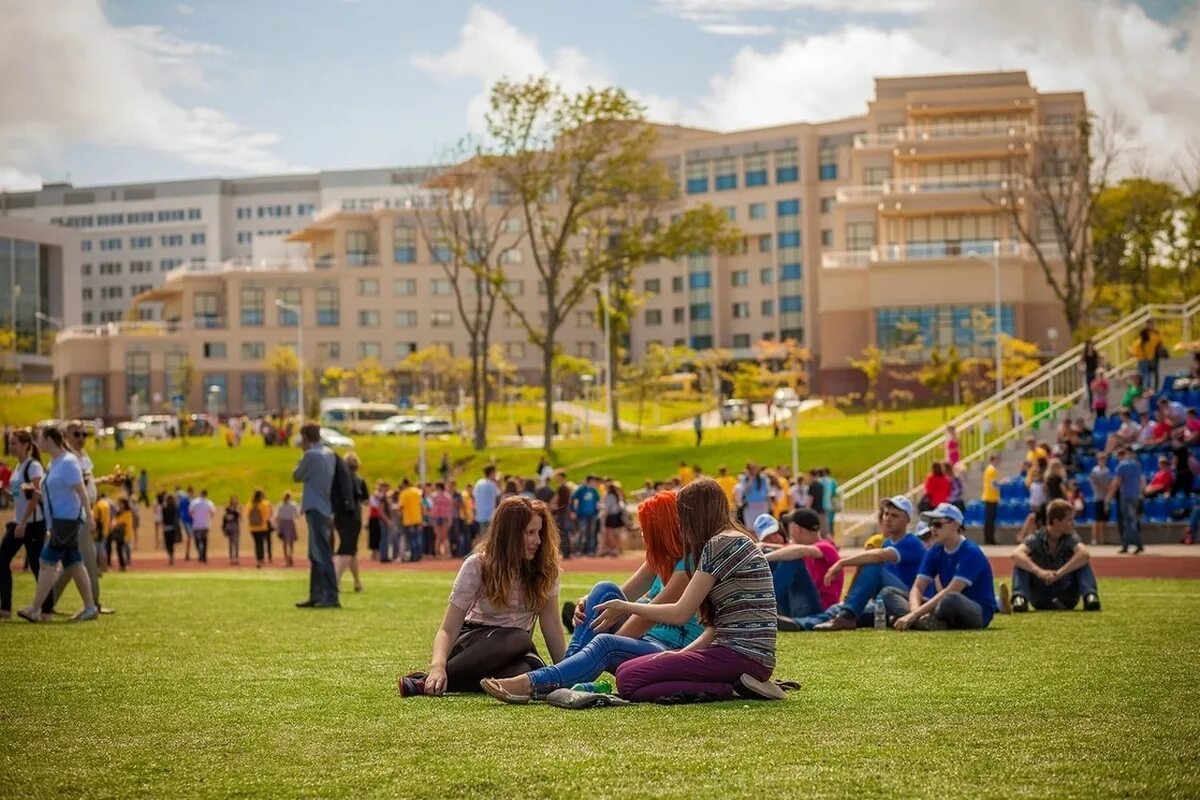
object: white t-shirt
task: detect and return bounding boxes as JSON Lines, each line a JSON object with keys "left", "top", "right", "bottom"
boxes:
{"left": 189, "top": 497, "right": 216, "bottom": 529}
{"left": 78, "top": 451, "right": 97, "bottom": 504}
{"left": 9, "top": 458, "right": 45, "bottom": 523}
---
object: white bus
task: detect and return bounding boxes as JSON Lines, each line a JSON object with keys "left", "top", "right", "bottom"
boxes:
{"left": 319, "top": 398, "right": 401, "bottom": 434}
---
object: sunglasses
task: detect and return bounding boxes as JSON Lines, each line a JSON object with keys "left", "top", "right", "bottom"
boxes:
{"left": 929, "top": 520, "right": 953, "bottom": 529}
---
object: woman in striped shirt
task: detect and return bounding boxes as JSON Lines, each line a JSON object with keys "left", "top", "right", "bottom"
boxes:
{"left": 594, "top": 477, "right": 783, "bottom": 702}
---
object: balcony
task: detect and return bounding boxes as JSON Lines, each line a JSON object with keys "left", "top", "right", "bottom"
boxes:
{"left": 875, "top": 239, "right": 1023, "bottom": 262}
{"left": 900, "top": 122, "right": 1034, "bottom": 143}
{"left": 834, "top": 184, "right": 885, "bottom": 204}
{"left": 57, "top": 320, "right": 185, "bottom": 341}
{"left": 882, "top": 174, "right": 1024, "bottom": 195}
{"left": 853, "top": 132, "right": 902, "bottom": 149}
{"left": 346, "top": 252, "right": 378, "bottom": 267}
{"left": 821, "top": 250, "right": 873, "bottom": 269}
{"left": 166, "top": 257, "right": 315, "bottom": 280}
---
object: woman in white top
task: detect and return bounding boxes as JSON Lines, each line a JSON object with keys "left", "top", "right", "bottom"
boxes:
{"left": 19, "top": 425, "right": 98, "bottom": 622}
{"left": 46, "top": 421, "right": 103, "bottom": 614}
{"left": 0, "top": 429, "right": 46, "bottom": 618}
{"left": 398, "top": 496, "right": 565, "bottom": 696}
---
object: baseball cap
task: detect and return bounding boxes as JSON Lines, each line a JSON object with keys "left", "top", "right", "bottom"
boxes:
{"left": 785, "top": 507, "right": 822, "bottom": 533}
{"left": 751, "top": 513, "right": 781, "bottom": 541}
{"left": 915, "top": 521, "right": 932, "bottom": 538}
{"left": 920, "top": 503, "right": 965, "bottom": 527}
{"left": 882, "top": 495, "right": 914, "bottom": 519}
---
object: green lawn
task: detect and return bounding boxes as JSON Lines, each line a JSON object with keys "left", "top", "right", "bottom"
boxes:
{"left": 0, "top": 382, "right": 54, "bottom": 427}
{"left": 2, "top": 571, "right": 1197, "bottom": 799}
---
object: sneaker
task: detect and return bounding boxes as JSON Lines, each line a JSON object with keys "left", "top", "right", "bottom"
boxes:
{"left": 912, "top": 615, "right": 949, "bottom": 631}
{"left": 295, "top": 600, "right": 317, "bottom": 608}
{"left": 998, "top": 583, "right": 1013, "bottom": 615}
{"left": 71, "top": 606, "right": 100, "bottom": 622}
{"left": 398, "top": 672, "right": 427, "bottom": 697}
{"left": 813, "top": 613, "right": 857, "bottom": 632}
{"left": 1182, "top": 533, "right": 1195, "bottom": 545}
{"left": 1083, "top": 593, "right": 1102, "bottom": 612}
{"left": 734, "top": 674, "right": 786, "bottom": 701}
{"left": 1118, "top": 547, "right": 1128, "bottom": 554}
{"left": 1133, "top": 546, "right": 1145, "bottom": 555}
{"left": 1011, "top": 595, "right": 1029, "bottom": 613}
{"left": 777, "top": 615, "right": 803, "bottom": 632}
{"left": 561, "top": 601, "right": 575, "bottom": 633}
{"left": 313, "top": 601, "right": 341, "bottom": 609}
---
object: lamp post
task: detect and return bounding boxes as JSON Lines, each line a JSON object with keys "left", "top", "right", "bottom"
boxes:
{"left": 580, "top": 374, "right": 593, "bottom": 445}
{"left": 785, "top": 398, "right": 801, "bottom": 479}
{"left": 966, "top": 239, "right": 1003, "bottom": 397}
{"left": 274, "top": 299, "right": 304, "bottom": 420}
{"left": 602, "top": 272, "right": 613, "bottom": 447}
{"left": 415, "top": 403, "right": 429, "bottom": 485}
{"left": 35, "top": 312, "right": 64, "bottom": 420}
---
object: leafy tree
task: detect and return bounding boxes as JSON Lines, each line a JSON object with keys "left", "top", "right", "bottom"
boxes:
{"left": 623, "top": 343, "right": 691, "bottom": 437}
{"left": 320, "top": 367, "right": 349, "bottom": 398}
{"left": 353, "top": 357, "right": 389, "bottom": 402}
{"left": 1091, "top": 177, "right": 1181, "bottom": 314}
{"left": 849, "top": 345, "right": 891, "bottom": 433}
{"left": 919, "top": 346, "right": 967, "bottom": 417}
{"left": 752, "top": 338, "right": 810, "bottom": 396}
{"left": 266, "top": 345, "right": 302, "bottom": 413}
{"left": 399, "top": 345, "right": 470, "bottom": 408}
{"left": 690, "top": 347, "right": 731, "bottom": 406}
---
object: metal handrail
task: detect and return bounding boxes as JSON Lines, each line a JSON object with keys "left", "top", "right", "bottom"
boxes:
{"left": 834, "top": 297, "right": 1200, "bottom": 542}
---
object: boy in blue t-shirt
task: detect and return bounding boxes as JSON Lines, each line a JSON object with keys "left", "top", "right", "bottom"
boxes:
{"left": 893, "top": 503, "right": 997, "bottom": 631}
{"left": 570, "top": 476, "right": 601, "bottom": 557}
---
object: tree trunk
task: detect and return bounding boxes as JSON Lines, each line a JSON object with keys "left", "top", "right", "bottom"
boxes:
{"left": 608, "top": 324, "right": 620, "bottom": 434}
{"left": 472, "top": 343, "right": 487, "bottom": 450}
{"left": 542, "top": 329, "right": 555, "bottom": 451}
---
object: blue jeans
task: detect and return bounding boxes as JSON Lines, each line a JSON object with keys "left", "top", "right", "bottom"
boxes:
{"left": 1013, "top": 564, "right": 1099, "bottom": 609}
{"left": 771, "top": 561, "right": 824, "bottom": 620}
{"left": 1118, "top": 497, "right": 1143, "bottom": 549}
{"left": 1137, "top": 360, "right": 1153, "bottom": 391}
{"left": 305, "top": 510, "right": 338, "bottom": 604}
{"left": 527, "top": 581, "right": 664, "bottom": 692}
{"left": 1189, "top": 506, "right": 1200, "bottom": 534}
{"left": 577, "top": 516, "right": 599, "bottom": 556}
{"left": 406, "top": 525, "right": 424, "bottom": 562}
{"left": 839, "top": 562, "right": 907, "bottom": 619}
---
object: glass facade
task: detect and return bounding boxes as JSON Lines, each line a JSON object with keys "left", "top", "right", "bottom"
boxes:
{"left": 876, "top": 304, "right": 1016, "bottom": 359}
{"left": 0, "top": 237, "right": 52, "bottom": 356}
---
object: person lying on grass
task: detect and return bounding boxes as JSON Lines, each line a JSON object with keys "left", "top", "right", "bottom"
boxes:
{"left": 587, "top": 478, "right": 783, "bottom": 702}
{"left": 481, "top": 490, "right": 705, "bottom": 704}
{"left": 398, "top": 496, "right": 566, "bottom": 696}
{"left": 892, "top": 503, "right": 998, "bottom": 631}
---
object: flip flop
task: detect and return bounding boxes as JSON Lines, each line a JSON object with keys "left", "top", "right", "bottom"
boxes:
{"left": 480, "top": 678, "right": 531, "bottom": 705}
{"left": 16, "top": 608, "right": 40, "bottom": 624}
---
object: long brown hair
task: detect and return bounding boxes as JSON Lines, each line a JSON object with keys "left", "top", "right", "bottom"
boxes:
{"left": 477, "top": 496, "right": 560, "bottom": 613}
{"left": 10, "top": 428, "right": 40, "bottom": 465}
{"left": 676, "top": 478, "right": 750, "bottom": 624}
{"left": 638, "top": 491, "right": 683, "bottom": 584}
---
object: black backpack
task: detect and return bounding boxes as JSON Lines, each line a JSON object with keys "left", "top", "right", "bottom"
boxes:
{"left": 330, "top": 454, "right": 357, "bottom": 516}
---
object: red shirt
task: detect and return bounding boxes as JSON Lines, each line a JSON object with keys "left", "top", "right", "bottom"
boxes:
{"left": 923, "top": 473, "right": 952, "bottom": 507}
{"left": 1147, "top": 468, "right": 1173, "bottom": 493}
{"left": 806, "top": 538, "right": 844, "bottom": 610}
{"left": 0, "top": 464, "right": 10, "bottom": 489}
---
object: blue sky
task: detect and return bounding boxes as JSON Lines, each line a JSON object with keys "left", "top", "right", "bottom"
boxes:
{"left": 1, "top": 0, "right": 1197, "bottom": 188}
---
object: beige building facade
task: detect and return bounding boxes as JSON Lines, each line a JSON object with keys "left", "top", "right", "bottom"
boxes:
{"left": 50, "top": 70, "right": 1083, "bottom": 418}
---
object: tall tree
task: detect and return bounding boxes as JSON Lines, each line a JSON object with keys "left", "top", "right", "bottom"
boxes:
{"left": 989, "top": 115, "right": 1122, "bottom": 333}
{"left": 415, "top": 151, "right": 519, "bottom": 450}
{"left": 482, "top": 77, "right": 738, "bottom": 448}
{"left": 1091, "top": 177, "right": 1181, "bottom": 314}
{"left": 623, "top": 343, "right": 692, "bottom": 437}
{"left": 266, "top": 345, "right": 301, "bottom": 412}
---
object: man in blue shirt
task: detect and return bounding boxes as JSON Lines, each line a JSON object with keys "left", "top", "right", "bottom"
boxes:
{"left": 1106, "top": 446, "right": 1145, "bottom": 554}
{"left": 894, "top": 503, "right": 997, "bottom": 630}
{"left": 813, "top": 496, "right": 924, "bottom": 631}
{"left": 293, "top": 424, "right": 338, "bottom": 609}
{"left": 570, "top": 475, "right": 601, "bottom": 557}
{"left": 472, "top": 465, "right": 500, "bottom": 538}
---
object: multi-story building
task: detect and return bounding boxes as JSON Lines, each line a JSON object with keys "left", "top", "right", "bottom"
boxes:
{"left": 0, "top": 167, "right": 438, "bottom": 325}
{"left": 47, "top": 70, "right": 1083, "bottom": 418}
{"left": 0, "top": 217, "right": 82, "bottom": 381}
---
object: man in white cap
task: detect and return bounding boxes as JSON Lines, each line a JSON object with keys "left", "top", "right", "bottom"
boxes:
{"left": 893, "top": 503, "right": 997, "bottom": 631}
{"left": 753, "top": 509, "right": 835, "bottom": 629}
{"left": 813, "top": 496, "right": 924, "bottom": 631}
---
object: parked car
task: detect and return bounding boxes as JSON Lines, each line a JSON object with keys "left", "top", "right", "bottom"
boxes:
{"left": 320, "top": 428, "right": 355, "bottom": 448}
{"left": 371, "top": 415, "right": 417, "bottom": 436}
{"left": 419, "top": 418, "right": 454, "bottom": 436}
{"left": 720, "top": 399, "right": 751, "bottom": 425}
{"left": 136, "top": 414, "right": 176, "bottom": 440}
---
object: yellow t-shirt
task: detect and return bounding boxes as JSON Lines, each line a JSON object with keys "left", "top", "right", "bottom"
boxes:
{"left": 460, "top": 490, "right": 475, "bottom": 524}
{"left": 864, "top": 533, "right": 885, "bottom": 550}
{"left": 981, "top": 464, "right": 1000, "bottom": 503}
{"left": 1025, "top": 447, "right": 1048, "bottom": 464}
{"left": 679, "top": 466, "right": 694, "bottom": 485}
{"left": 715, "top": 476, "right": 738, "bottom": 508}
{"left": 248, "top": 500, "right": 272, "bottom": 533}
{"left": 400, "top": 487, "right": 424, "bottom": 526}
{"left": 94, "top": 500, "right": 112, "bottom": 531}
{"left": 773, "top": 477, "right": 790, "bottom": 517}
{"left": 114, "top": 510, "right": 134, "bottom": 538}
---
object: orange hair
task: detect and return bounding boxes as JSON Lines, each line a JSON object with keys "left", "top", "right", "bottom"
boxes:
{"left": 637, "top": 491, "right": 684, "bottom": 584}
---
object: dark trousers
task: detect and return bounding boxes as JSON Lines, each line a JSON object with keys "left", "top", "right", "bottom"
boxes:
{"left": 305, "top": 510, "right": 338, "bottom": 604}
{"left": 1, "top": 521, "right": 48, "bottom": 612}
{"left": 1013, "top": 564, "right": 1099, "bottom": 609}
{"left": 445, "top": 623, "right": 541, "bottom": 693}
{"left": 105, "top": 532, "right": 127, "bottom": 569}
{"left": 252, "top": 531, "right": 270, "bottom": 562}
{"left": 194, "top": 528, "right": 209, "bottom": 562}
{"left": 983, "top": 501, "right": 998, "bottom": 545}
{"left": 407, "top": 525, "right": 424, "bottom": 562}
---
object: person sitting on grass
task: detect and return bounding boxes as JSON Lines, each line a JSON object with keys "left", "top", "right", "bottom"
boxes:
{"left": 812, "top": 496, "right": 924, "bottom": 631}
{"left": 481, "top": 491, "right": 704, "bottom": 703}
{"left": 1008, "top": 498, "right": 1101, "bottom": 613}
{"left": 592, "top": 478, "right": 783, "bottom": 702}
{"left": 760, "top": 509, "right": 842, "bottom": 630}
{"left": 399, "top": 496, "right": 566, "bottom": 697}
{"left": 893, "top": 504, "right": 997, "bottom": 631}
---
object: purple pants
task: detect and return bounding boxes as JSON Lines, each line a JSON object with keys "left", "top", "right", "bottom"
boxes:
{"left": 615, "top": 644, "right": 772, "bottom": 702}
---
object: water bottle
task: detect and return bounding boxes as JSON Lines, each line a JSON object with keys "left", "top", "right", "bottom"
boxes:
{"left": 873, "top": 596, "right": 887, "bottom": 630}
{"left": 572, "top": 678, "right": 614, "bottom": 694}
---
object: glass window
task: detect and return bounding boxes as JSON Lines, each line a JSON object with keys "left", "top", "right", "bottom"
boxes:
{"left": 81, "top": 377, "right": 105, "bottom": 416}
{"left": 203, "top": 342, "right": 226, "bottom": 359}
{"left": 732, "top": 333, "right": 752, "bottom": 349}
{"left": 358, "top": 342, "right": 381, "bottom": 359}
{"left": 645, "top": 309, "right": 662, "bottom": 326}
{"left": 316, "top": 287, "right": 339, "bottom": 326}
{"left": 820, "top": 197, "right": 835, "bottom": 214}
{"left": 775, "top": 150, "right": 799, "bottom": 183}
{"left": 818, "top": 144, "right": 837, "bottom": 181}
{"left": 126, "top": 351, "right": 151, "bottom": 405}
{"left": 393, "top": 278, "right": 416, "bottom": 295}
{"left": 744, "top": 153, "right": 768, "bottom": 187}
{"left": 689, "top": 303, "right": 712, "bottom": 321}
{"left": 820, "top": 229, "right": 833, "bottom": 246}
{"left": 394, "top": 310, "right": 417, "bottom": 327}
{"left": 241, "top": 342, "right": 265, "bottom": 360}
{"left": 240, "top": 287, "right": 264, "bottom": 326}
{"left": 760, "top": 267, "right": 774, "bottom": 284}
{"left": 686, "top": 161, "right": 709, "bottom": 194}
{"left": 242, "top": 373, "right": 266, "bottom": 414}
{"left": 731, "top": 270, "right": 749, "bottom": 287}
{"left": 202, "top": 374, "right": 228, "bottom": 412}
{"left": 393, "top": 224, "right": 416, "bottom": 263}
{"left": 673, "top": 307, "right": 685, "bottom": 324}
{"left": 779, "top": 295, "right": 803, "bottom": 313}
{"left": 690, "top": 335, "right": 713, "bottom": 349}
{"left": 779, "top": 263, "right": 802, "bottom": 281}
{"left": 194, "top": 293, "right": 221, "bottom": 329}
{"left": 317, "top": 342, "right": 341, "bottom": 361}
{"left": 758, "top": 235, "right": 772, "bottom": 253}
{"left": 347, "top": 231, "right": 372, "bottom": 265}
{"left": 358, "top": 310, "right": 380, "bottom": 328}
{"left": 749, "top": 202, "right": 767, "bottom": 220}
{"left": 732, "top": 302, "right": 750, "bottom": 318}
{"left": 357, "top": 278, "right": 380, "bottom": 296}
{"left": 864, "top": 166, "right": 891, "bottom": 185}
{"left": 777, "top": 231, "right": 801, "bottom": 249}
{"left": 714, "top": 157, "right": 737, "bottom": 191}
{"left": 644, "top": 278, "right": 661, "bottom": 294}
{"left": 431, "top": 279, "right": 452, "bottom": 295}
{"left": 722, "top": 206, "right": 737, "bottom": 221}
{"left": 277, "top": 288, "right": 300, "bottom": 325}
{"left": 761, "top": 299, "right": 774, "bottom": 316}
{"left": 505, "top": 343, "right": 525, "bottom": 359}
{"left": 431, "top": 311, "right": 453, "bottom": 327}
{"left": 688, "top": 271, "right": 711, "bottom": 289}
{"left": 191, "top": 232, "right": 206, "bottom": 246}
{"left": 776, "top": 199, "right": 800, "bottom": 216}
{"left": 671, "top": 276, "right": 684, "bottom": 293}
{"left": 846, "top": 222, "right": 875, "bottom": 251}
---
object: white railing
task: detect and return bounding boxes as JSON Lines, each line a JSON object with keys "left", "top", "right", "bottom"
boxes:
{"left": 834, "top": 297, "right": 1200, "bottom": 543}
{"left": 853, "top": 132, "right": 902, "bottom": 149}
{"left": 835, "top": 185, "right": 885, "bottom": 203}
{"left": 882, "top": 174, "right": 1025, "bottom": 195}
{"left": 57, "top": 321, "right": 182, "bottom": 340}
{"left": 821, "top": 250, "right": 873, "bottom": 269}
{"left": 166, "top": 257, "right": 315, "bottom": 278}
{"left": 899, "top": 122, "right": 1035, "bottom": 142}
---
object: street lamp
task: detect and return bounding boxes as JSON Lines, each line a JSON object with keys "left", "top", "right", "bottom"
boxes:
{"left": 415, "top": 403, "right": 429, "bottom": 485}
{"left": 580, "top": 374, "right": 593, "bottom": 445}
{"left": 35, "top": 312, "right": 64, "bottom": 420}
{"left": 784, "top": 398, "right": 802, "bottom": 479}
{"left": 602, "top": 272, "right": 613, "bottom": 448}
{"left": 966, "top": 239, "right": 1003, "bottom": 397}
{"left": 274, "top": 299, "right": 304, "bottom": 420}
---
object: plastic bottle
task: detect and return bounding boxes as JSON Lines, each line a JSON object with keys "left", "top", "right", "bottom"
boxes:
{"left": 572, "top": 678, "right": 614, "bottom": 694}
{"left": 873, "top": 596, "right": 887, "bottom": 630}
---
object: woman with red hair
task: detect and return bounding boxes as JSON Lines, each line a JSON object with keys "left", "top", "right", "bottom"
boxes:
{"left": 481, "top": 490, "right": 705, "bottom": 703}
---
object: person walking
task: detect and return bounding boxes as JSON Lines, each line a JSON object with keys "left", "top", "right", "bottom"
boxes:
{"left": 1082, "top": 341, "right": 1099, "bottom": 410}
{"left": 693, "top": 414, "right": 703, "bottom": 447}
{"left": 294, "top": 423, "right": 338, "bottom": 608}
{"left": 333, "top": 453, "right": 367, "bottom": 592}
{"left": 274, "top": 492, "right": 300, "bottom": 567}
{"left": 18, "top": 425, "right": 98, "bottom": 622}
{"left": 45, "top": 421, "right": 104, "bottom": 614}
{"left": 189, "top": 490, "right": 216, "bottom": 564}
{"left": 0, "top": 429, "right": 47, "bottom": 619}
{"left": 161, "top": 492, "right": 180, "bottom": 566}
{"left": 1107, "top": 446, "right": 1145, "bottom": 555}
{"left": 137, "top": 468, "right": 150, "bottom": 506}
{"left": 178, "top": 487, "right": 194, "bottom": 561}
{"left": 108, "top": 498, "right": 134, "bottom": 572}
{"left": 222, "top": 496, "right": 242, "bottom": 565}
{"left": 473, "top": 465, "right": 501, "bottom": 542}
{"left": 247, "top": 489, "right": 272, "bottom": 568}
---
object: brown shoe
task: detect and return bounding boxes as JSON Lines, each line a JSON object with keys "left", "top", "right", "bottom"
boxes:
{"left": 813, "top": 613, "right": 857, "bottom": 631}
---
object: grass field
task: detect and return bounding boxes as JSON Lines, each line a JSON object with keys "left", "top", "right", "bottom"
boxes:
{"left": 2, "top": 570, "right": 1197, "bottom": 799}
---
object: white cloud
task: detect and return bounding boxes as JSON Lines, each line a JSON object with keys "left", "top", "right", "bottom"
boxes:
{"left": 0, "top": 0, "right": 294, "bottom": 185}
{"left": 698, "top": 22, "right": 779, "bottom": 35}
{"left": 175, "top": 3, "right": 195, "bottom": 14}
{"left": 0, "top": 166, "right": 44, "bottom": 193}
{"left": 659, "top": 0, "right": 936, "bottom": 16}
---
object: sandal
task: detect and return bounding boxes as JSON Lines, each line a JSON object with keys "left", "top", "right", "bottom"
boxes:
{"left": 16, "top": 608, "right": 40, "bottom": 623}
{"left": 480, "top": 678, "right": 531, "bottom": 705}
